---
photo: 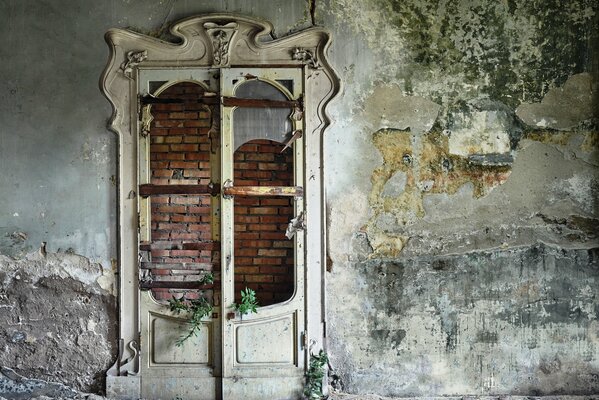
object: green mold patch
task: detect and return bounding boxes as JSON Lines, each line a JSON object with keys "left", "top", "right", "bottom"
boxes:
{"left": 348, "top": 0, "right": 598, "bottom": 106}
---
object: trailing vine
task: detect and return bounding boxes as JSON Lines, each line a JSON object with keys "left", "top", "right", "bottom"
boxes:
{"left": 167, "top": 272, "right": 215, "bottom": 346}
{"left": 304, "top": 350, "right": 328, "bottom": 399}
{"left": 232, "top": 287, "right": 259, "bottom": 316}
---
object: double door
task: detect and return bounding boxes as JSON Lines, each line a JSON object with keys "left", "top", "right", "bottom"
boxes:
{"left": 136, "top": 67, "right": 306, "bottom": 399}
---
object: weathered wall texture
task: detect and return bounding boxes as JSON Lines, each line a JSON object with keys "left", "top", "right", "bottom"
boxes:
{"left": 0, "top": 0, "right": 597, "bottom": 397}
{"left": 0, "top": 0, "right": 311, "bottom": 395}
{"left": 0, "top": 251, "right": 116, "bottom": 396}
{"left": 322, "top": 0, "right": 599, "bottom": 396}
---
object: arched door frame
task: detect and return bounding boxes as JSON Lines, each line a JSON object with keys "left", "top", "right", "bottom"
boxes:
{"left": 100, "top": 14, "right": 339, "bottom": 398}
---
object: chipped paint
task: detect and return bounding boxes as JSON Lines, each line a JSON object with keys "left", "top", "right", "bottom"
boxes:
{"left": 368, "top": 128, "right": 512, "bottom": 240}
{"left": 516, "top": 73, "right": 596, "bottom": 130}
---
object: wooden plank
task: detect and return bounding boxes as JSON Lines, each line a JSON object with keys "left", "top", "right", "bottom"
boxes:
{"left": 140, "top": 262, "right": 214, "bottom": 270}
{"left": 222, "top": 97, "right": 299, "bottom": 108}
{"left": 223, "top": 185, "right": 303, "bottom": 197}
{"left": 139, "top": 281, "right": 215, "bottom": 290}
{"left": 139, "top": 184, "right": 220, "bottom": 197}
{"left": 140, "top": 95, "right": 219, "bottom": 106}
{"left": 182, "top": 242, "right": 221, "bottom": 250}
{"left": 141, "top": 95, "right": 298, "bottom": 108}
{"left": 139, "top": 241, "right": 220, "bottom": 251}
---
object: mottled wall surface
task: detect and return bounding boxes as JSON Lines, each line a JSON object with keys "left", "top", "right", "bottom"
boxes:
{"left": 323, "top": 0, "right": 599, "bottom": 396}
{"left": 0, "top": 0, "right": 311, "bottom": 394}
{"left": 0, "top": 252, "right": 116, "bottom": 395}
{"left": 0, "top": 0, "right": 597, "bottom": 397}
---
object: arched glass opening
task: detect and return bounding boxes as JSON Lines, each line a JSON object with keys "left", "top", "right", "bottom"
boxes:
{"left": 146, "top": 82, "right": 219, "bottom": 306}
{"left": 231, "top": 79, "right": 296, "bottom": 306}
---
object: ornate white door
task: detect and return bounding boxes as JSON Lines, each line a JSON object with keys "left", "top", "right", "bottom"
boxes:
{"left": 101, "top": 14, "right": 339, "bottom": 400}
{"left": 219, "top": 68, "right": 306, "bottom": 399}
{"left": 136, "top": 67, "right": 306, "bottom": 399}
{"left": 137, "top": 68, "right": 222, "bottom": 400}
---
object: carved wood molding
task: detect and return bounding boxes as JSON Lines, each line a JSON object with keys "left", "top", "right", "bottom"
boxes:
{"left": 99, "top": 13, "right": 340, "bottom": 383}
{"left": 100, "top": 13, "right": 340, "bottom": 139}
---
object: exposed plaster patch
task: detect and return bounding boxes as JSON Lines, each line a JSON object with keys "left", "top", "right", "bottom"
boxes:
{"left": 516, "top": 73, "right": 596, "bottom": 130}
{"left": 328, "top": 189, "right": 371, "bottom": 264}
{"left": 0, "top": 250, "right": 115, "bottom": 297}
{"left": 0, "top": 366, "right": 79, "bottom": 399}
{"left": 381, "top": 171, "right": 407, "bottom": 197}
{"left": 447, "top": 110, "right": 512, "bottom": 157}
{"left": 363, "top": 85, "right": 441, "bottom": 133}
{"left": 367, "top": 128, "right": 512, "bottom": 256}
{"left": 0, "top": 251, "right": 117, "bottom": 393}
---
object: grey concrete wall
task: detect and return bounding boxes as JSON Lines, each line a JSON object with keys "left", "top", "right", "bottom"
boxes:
{"left": 0, "top": 0, "right": 597, "bottom": 397}
{"left": 322, "top": 0, "right": 599, "bottom": 396}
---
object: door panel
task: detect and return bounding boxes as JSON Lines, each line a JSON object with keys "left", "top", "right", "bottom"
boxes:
{"left": 220, "top": 68, "right": 305, "bottom": 399}
{"left": 150, "top": 313, "right": 212, "bottom": 364}
{"left": 138, "top": 69, "right": 221, "bottom": 400}
{"left": 234, "top": 311, "right": 297, "bottom": 365}
{"left": 140, "top": 291, "right": 221, "bottom": 400}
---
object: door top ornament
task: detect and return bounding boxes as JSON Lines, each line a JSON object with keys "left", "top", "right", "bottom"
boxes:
{"left": 101, "top": 13, "right": 340, "bottom": 138}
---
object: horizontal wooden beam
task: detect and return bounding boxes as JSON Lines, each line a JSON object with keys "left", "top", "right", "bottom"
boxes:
{"left": 139, "top": 281, "right": 216, "bottom": 290}
{"left": 139, "top": 241, "right": 220, "bottom": 251}
{"left": 223, "top": 185, "right": 303, "bottom": 197}
{"left": 222, "top": 97, "right": 299, "bottom": 108}
{"left": 182, "top": 242, "right": 221, "bottom": 250}
{"left": 140, "top": 262, "right": 214, "bottom": 270}
{"left": 141, "top": 95, "right": 299, "bottom": 109}
{"left": 139, "top": 184, "right": 219, "bottom": 197}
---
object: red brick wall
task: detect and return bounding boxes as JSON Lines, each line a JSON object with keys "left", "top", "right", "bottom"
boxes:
{"left": 146, "top": 82, "right": 296, "bottom": 308}
{"left": 148, "top": 82, "right": 217, "bottom": 302}
{"left": 233, "top": 140, "right": 295, "bottom": 306}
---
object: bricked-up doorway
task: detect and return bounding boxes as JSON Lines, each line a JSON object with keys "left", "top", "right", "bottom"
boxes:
{"left": 143, "top": 81, "right": 296, "bottom": 306}
{"left": 233, "top": 139, "right": 295, "bottom": 306}
{"left": 101, "top": 14, "right": 340, "bottom": 400}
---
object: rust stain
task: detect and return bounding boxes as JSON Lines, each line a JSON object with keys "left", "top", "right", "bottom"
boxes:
{"left": 524, "top": 130, "right": 573, "bottom": 146}
{"left": 367, "top": 128, "right": 512, "bottom": 256}
{"left": 367, "top": 126, "right": 597, "bottom": 257}
{"left": 580, "top": 131, "right": 599, "bottom": 153}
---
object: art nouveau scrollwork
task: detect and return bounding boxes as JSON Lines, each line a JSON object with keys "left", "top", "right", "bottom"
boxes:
{"left": 120, "top": 50, "right": 147, "bottom": 78}
{"left": 204, "top": 22, "right": 238, "bottom": 66}
{"left": 100, "top": 13, "right": 340, "bottom": 398}
{"left": 139, "top": 104, "right": 153, "bottom": 137}
{"left": 292, "top": 47, "right": 320, "bottom": 68}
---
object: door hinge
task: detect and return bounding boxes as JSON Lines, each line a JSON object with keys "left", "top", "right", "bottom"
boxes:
{"left": 301, "top": 331, "right": 308, "bottom": 349}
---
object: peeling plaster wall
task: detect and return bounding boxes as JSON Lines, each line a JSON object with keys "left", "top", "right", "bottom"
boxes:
{"left": 323, "top": 0, "right": 599, "bottom": 396}
{"left": 0, "top": 0, "right": 311, "bottom": 395}
{"left": 0, "top": 252, "right": 117, "bottom": 395}
{"left": 0, "top": 0, "right": 598, "bottom": 397}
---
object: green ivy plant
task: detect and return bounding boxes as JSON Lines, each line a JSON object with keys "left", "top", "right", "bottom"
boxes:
{"left": 168, "top": 296, "right": 213, "bottom": 346}
{"left": 304, "top": 350, "right": 328, "bottom": 400}
{"left": 199, "top": 272, "right": 215, "bottom": 285}
{"left": 167, "top": 272, "right": 215, "bottom": 346}
{"left": 232, "top": 287, "right": 259, "bottom": 316}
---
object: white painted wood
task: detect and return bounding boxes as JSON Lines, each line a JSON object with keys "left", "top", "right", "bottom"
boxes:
{"left": 220, "top": 69, "right": 305, "bottom": 394}
{"left": 100, "top": 14, "right": 339, "bottom": 399}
